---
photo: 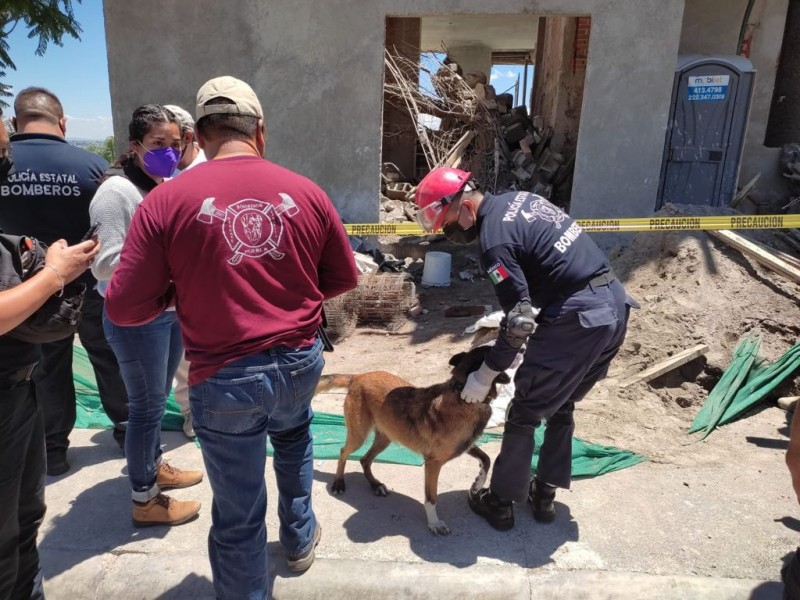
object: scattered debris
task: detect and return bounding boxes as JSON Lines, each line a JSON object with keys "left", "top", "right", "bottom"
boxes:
{"left": 353, "top": 251, "right": 380, "bottom": 274}
{"left": 780, "top": 143, "right": 800, "bottom": 210}
{"left": 728, "top": 172, "right": 760, "bottom": 209}
{"left": 444, "top": 304, "right": 490, "bottom": 318}
{"left": 380, "top": 47, "right": 575, "bottom": 227}
{"left": 708, "top": 229, "right": 800, "bottom": 284}
{"left": 777, "top": 396, "right": 800, "bottom": 412}
{"left": 619, "top": 344, "right": 710, "bottom": 389}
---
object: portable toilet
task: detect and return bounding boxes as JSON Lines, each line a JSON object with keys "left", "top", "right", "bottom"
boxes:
{"left": 657, "top": 55, "right": 756, "bottom": 208}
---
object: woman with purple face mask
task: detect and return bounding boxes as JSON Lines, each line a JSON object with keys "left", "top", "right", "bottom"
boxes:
{"left": 89, "top": 105, "right": 203, "bottom": 527}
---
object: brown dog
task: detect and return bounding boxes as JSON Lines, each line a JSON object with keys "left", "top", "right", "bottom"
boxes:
{"left": 315, "top": 345, "right": 510, "bottom": 535}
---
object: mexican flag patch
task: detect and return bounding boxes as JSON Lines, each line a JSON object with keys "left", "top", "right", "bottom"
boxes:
{"left": 487, "top": 261, "right": 509, "bottom": 285}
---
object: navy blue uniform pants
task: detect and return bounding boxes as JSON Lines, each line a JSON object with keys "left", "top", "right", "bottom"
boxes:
{"left": 490, "top": 279, "right": 633, "bottom": 502}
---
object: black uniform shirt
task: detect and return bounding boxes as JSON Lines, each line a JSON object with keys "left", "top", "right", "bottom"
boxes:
{"left": 0, "top": 133, "right": 108, "bottom": 286}
{"left": 477, "top": 191, "right": 611, "bottom": 370}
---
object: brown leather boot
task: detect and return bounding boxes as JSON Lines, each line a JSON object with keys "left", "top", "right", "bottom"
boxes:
{"left": 132, "top": 493, "right": 201, "bottom": 527}
{"left": 156, "top": 460, "right": 203, "bottom": 490}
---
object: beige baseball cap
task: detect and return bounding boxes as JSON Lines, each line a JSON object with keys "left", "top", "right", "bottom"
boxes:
{"left": 195, "top": 76, "right": 263, "bottom": 120}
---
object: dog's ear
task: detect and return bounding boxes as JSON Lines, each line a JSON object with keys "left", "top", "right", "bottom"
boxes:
{"left": 448, "top": 352, "right": 467, "bottom": 367}
{"left": 495, "top": 372, "right": 511, "bottom": 384}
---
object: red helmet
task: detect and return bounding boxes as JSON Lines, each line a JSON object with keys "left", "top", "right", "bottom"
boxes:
{"left": 414, "top": 167, "right": 472, "bottom": 232}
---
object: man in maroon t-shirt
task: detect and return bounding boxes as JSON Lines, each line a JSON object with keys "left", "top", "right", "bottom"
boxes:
{"left": 105, "top": 76, "right": 358, "bottom": 599}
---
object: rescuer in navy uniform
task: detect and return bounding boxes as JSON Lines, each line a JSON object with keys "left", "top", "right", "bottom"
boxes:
{"left": 415, "top": 167, "right": 638, "bottom": 530}
{"left": 0, "top": 87, "right": 129, "bottom": 475}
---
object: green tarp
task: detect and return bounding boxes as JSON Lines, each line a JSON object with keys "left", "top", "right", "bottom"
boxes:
{"left": 690, "top": 335, "right": 800, "bottom": 438}
{"left": 73, "top": 345, "right": 645, "bottom": 478}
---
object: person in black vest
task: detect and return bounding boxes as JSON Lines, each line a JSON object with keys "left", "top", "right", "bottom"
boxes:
{"left": 415, "top": 167, "right": 638, "bottom": 530}
{"left": 0, "top": 108, "right": 101, "bottom": 600}
{"left": 0, "top": 87, "right": 129, "bottom": 476}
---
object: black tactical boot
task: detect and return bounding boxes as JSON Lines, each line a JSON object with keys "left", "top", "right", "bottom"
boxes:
{"left": 468, "top": 488, "right": 515, "bottom": 531}
{"left": 528, "top": 479, "right": 556, "bottom": 523}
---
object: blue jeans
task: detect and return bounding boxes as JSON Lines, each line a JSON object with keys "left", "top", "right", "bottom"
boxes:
{"left": 103, "top": 310, "right": 183, "bottom": 501}
{"left": 190, "top": 338, "right": 323, "bottom": 600}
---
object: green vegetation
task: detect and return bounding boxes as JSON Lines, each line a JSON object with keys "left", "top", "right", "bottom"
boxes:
{"left": 0, "top": 1, "right": 83, "bottom": 108}
{"left": 86, "top": 135, "right": 115, "bottom": 164}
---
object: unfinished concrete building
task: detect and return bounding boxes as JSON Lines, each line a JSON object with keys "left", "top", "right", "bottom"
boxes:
{"left": 103, "top": 0, "right": 796, "bottom": 223}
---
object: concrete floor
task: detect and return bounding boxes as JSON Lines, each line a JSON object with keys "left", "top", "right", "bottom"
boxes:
{"left": 37, "top": 406, "right": 793, "bottom": 599}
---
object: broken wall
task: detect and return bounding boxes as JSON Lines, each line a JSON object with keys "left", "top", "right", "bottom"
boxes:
{"left": 447, "top": 44, "right": 493, "bottom": 79}
{"left": 383, "top": 18, "right": 421, "bottom": 184}
{"left": 531, "top": 15, "right": 587, "bottom": 157}
{"left": 104, "top": 0, "right": 684, "bottom": 222}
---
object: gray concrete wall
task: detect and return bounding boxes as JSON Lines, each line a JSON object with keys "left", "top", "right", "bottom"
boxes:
{"left": 104, "top": 0, "right": 685, "bottom": 222}
{"left": 447, "top": 44, "right": 493, "bottom": 80}
{"left": 679, "top": 0, "right": 791, "bottom": 207}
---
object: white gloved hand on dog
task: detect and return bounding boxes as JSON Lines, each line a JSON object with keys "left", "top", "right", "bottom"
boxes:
{"left": 461, "top": 362, "right": 501, "bottom": 403}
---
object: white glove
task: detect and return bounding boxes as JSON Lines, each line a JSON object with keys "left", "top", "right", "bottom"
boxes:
{"left": 461, "top": 362, "right": 501, "bottom": 403}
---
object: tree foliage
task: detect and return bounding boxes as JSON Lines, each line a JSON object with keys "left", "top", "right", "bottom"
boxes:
{"left": 86, "top": 135, "right": 115, "bottom": 164}
{"left": 0, "top": 1, "right": 82, "bottom": 109}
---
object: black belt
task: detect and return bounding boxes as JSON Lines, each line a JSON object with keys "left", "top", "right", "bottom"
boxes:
{"left": 0, "top": 362, "right": 38, "bottom": 388}
{"left": 553, "top": 270, "right": 616, "bottom": 302}
{"left": 586, "top": 270, "right": 616, "bottom": 290}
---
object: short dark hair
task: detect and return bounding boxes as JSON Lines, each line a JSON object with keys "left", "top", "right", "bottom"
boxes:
{"left": 196, "top": 97, "right": 259, "bottom": 142}
{"left": 128, "top": 104, "right": 179, "bottom": 142}
{"left": 14, "top": 87, "right": 64, "bottom": 124}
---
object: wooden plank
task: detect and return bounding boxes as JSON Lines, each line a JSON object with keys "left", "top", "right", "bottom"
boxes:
{"left": 440, "top": 130, "right": 476, "bottom": 169}
{"left": 709, "top": 229, "right": 800, "bottom": 284}
{"left": 748, "top": 236, "right": 800, "bottom": 270}
{"left": 619, "top": 344, "right": 710, "bottom": 389}
{"left": 777, "top": 231, "right": 800, "bottom": 254}
{"left": 729, "top": 172, "right": 760, "bottom": 208}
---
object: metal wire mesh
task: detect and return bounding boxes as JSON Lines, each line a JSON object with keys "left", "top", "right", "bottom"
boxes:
{"left": 322, "top": 273, "right": 417, "bottom": 340}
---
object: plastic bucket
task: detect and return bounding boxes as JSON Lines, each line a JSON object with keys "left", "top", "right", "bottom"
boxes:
{"left": 421, "top": 251, "right": 451, "bottom": 287}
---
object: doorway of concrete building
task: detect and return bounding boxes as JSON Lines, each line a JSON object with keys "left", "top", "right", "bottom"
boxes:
{"left": 381, "top": 14, "right": 590, "bottom": 225}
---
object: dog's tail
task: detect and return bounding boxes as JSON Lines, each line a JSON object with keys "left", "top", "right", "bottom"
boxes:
{"left": 315, "top": 374, "right": 353, "bottom": 394}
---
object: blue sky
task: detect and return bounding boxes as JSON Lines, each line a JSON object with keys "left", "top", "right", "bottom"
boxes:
{"left": 491, "top": 65, "right": 535, "bottom": 108}
{"left": 3, "top": 1, "right": 111, "bottom": 140}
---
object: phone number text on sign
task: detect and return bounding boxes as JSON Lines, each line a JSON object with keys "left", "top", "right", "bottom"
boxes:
{"left": 687, "top": 74, "right": 730, "bottom": 102}
{"left": 688, "top": 92, "right": 727, "bottom": 101}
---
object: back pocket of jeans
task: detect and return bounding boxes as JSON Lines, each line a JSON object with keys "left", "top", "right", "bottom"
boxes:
{"left": 201, "top": 374, "right": 265, "bottom": 434}
{"left": 289, "top": 352, "right": 325, "bottom": 405}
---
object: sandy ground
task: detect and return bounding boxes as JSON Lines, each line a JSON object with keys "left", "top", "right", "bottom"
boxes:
{"left": 324, "top": 203, "right": 800, "bottom": 493}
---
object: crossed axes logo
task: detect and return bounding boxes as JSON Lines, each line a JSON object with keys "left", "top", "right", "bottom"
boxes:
{"left": 196, "top": 194, "right": 299, "bottom": 265}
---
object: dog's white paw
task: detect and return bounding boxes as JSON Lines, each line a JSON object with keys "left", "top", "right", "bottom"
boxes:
{"left": 374, "top": 483, "right": 389, "bottom": 497}
{"left": 424, "top": 501, "right": 450, "bottom": 535}
{"left": 427, "top": 520, "right": 451, "bottom": 536}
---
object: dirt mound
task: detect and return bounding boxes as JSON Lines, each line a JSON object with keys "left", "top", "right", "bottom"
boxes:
{"left": 582, "top": 204, "right": 800, "bottom": 461}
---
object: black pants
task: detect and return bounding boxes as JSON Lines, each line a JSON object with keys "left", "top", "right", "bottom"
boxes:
{"left": 491, "top": 279, "right": 634, "bottom": 502}
{"left": 34, "top": 289, "right": 128, "bottom": 458}
{"left": 0, "top": 380, "right": 46, "bottom": 600}
{"left": 783, "top": 547, "right": 800, "bottom": 600}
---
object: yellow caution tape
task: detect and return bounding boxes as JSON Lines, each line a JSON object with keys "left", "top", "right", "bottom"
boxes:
{"left": 344, "top": 214, "right": 800, "bottom": 236}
